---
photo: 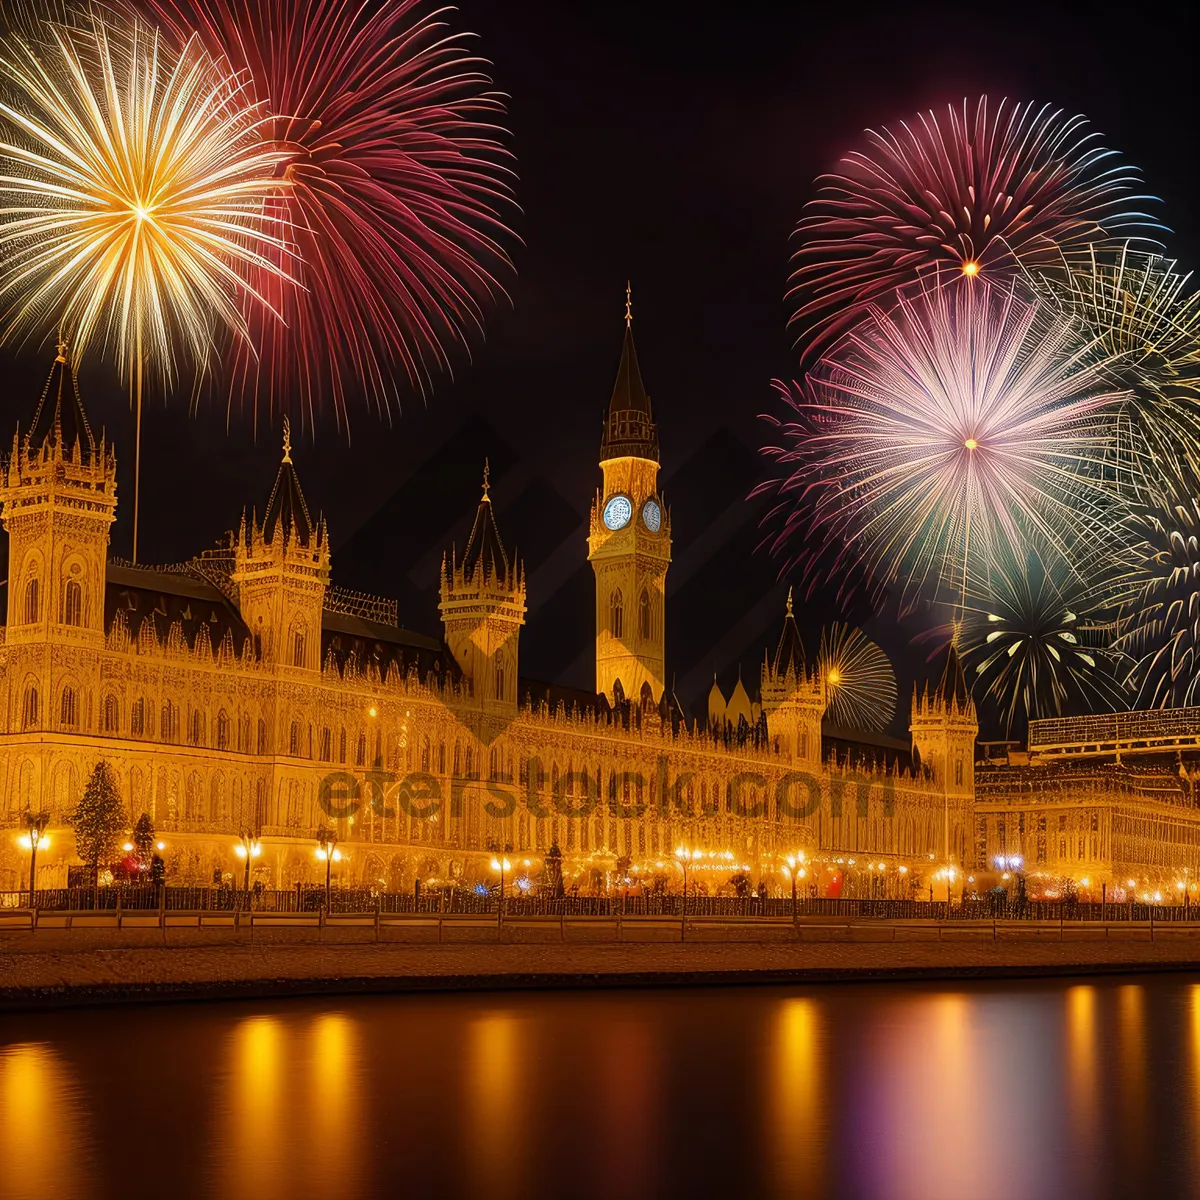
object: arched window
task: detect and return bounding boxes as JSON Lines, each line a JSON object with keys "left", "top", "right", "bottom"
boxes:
{"left": 638, "top": 589, "right": 651, "bottom": 640}
{"left": 62, "top": 579, "right": 83, "bottom": 627}
{"left": 131, "top": 697, "right": 146, "bottom": 737}
{"left": 289, "top": 722, "right": 300, "bottom": 756}
{"left": 103, "top": 694, "right": 119, "bottom": 734}
{"left": 161, "top": 701, "right": 178, "bottom": 742}
{"left": 60, "top": 686, "right": 78, "bottom": 728}
{"left": 22, "top": 685, "right": 38, "bottom": 729}
{"left": 955, "top": 758, "right": 964, "bottom": 786}
{"left": 189, "top": 710, "right": 204, "bottom": 746}
{"left": 339, "top": 728, "right": 347, "bottom": 763}
{"left": 23, "top": 577, "right": 39, "bottom": 624}
{"left": 319, "top": 727, "right": 332, "bottom": 761}
{"left": 257, "top": 718, "right": 268, "bottom": 755}
{"left": 610, "top": 589, "right": 623, "bottom": 639}
{"left": 292, "top": 628, "right": 306, "bottom": 668}
{"left": 217, "top": 710, "right": 230, "bottom": 750}
{"left": 494, "top": 650, "right": 505, "bottom": 701}
{"left": 356, "top": 732, "right": 366, "bottom": 767}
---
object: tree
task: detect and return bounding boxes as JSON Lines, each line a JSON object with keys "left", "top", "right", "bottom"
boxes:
{"left": 70, "top": 762, "right": 125, "bottom": 883}
{"left": 131, "top": 812, "right": 155, "bottom": 868}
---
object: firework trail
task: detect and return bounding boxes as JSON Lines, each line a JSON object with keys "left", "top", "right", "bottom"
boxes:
{"left": 147, "top": 0, "right": 517, "bottom": 432}
{"left": 789, "top": 97, "right": 1160, "bottom": 359}
{"left": 759, "top": 275, "right": 1134, "bottom": 615}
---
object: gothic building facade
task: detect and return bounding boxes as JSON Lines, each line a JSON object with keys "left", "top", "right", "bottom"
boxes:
{"left": 0, "top": 325, "right": 979, "bottom": 896}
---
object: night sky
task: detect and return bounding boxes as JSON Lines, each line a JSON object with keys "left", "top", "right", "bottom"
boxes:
{"left": 2, "top": 0, "right": 1196, "bottom": 732}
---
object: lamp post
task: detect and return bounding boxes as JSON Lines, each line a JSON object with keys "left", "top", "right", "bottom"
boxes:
{"left": 18, "top": 810, "right": 51, "bottom": 906}
{"left": 315, "top": 826, "right": 340, "bottom": 909}
{"left": 490, "top": 856, "right": 510, "bottom": 918}
{"left": 234, "top": 832, "right": 262, "bottom": 896}
{"left": 784, "top": 853, "right": 807, "bottom": 921}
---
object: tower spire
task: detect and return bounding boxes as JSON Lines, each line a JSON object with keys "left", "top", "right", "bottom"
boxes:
{"left": 481, "top": 457, "right": 491, "bottom": 502}
{"left": 281, "top": 416, "right": 293, "bottom": 464}
{"left": 625, "top": 280, "right": 632, "bottom": 328}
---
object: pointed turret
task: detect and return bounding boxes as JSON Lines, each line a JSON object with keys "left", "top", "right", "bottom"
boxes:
{"left": 728, "top": 671, "right": 753, "bottom": 727}
{"left": 231, "top": 419, "right": 330, "bottom": 669}
{"left": 460, "top": 459, "right": 511, "bottom": 582}
{"left": 26, "top": 342, "right": 96, "bottom": 463}
{"left": 440, "top": 462, "right": 526, "bottom": 722}
{"left": 0, "top": 341, "right": 117, "bottom": 654}
{"left": 600, "top": 282, "right": 659, "bottom": 464}
{"left": 760, "top": 588, "right": 826, "bottom": 765}
{"left": 261, "top": 418, "right": 315, "bottom": 546}
{"left": 707, "top": 674, "right": 727, "bottom": 727}
{"left": 773, "top": 587, "right": 806, "bottom": 678}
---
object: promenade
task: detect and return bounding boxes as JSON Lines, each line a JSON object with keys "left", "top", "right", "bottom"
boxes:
{"left": 3, "top": 906, "right": 1200, "bottom": 1009}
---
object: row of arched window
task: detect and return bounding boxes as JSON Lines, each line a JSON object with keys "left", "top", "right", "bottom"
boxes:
{"left": 608, "top": 587, "right": 659, "bottom": 642}
{"left": 20, "top": 577, "right": 85, "bottom": 626}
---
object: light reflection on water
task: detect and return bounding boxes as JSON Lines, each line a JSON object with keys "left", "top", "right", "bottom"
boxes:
{"left": 0, "top": 975, "right": 1197, "bottom": 1200}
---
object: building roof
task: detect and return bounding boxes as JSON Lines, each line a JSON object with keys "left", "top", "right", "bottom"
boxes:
{"left": 937, "top": 643, "right": 971, "bottom": 709}
{"left": 262, "top": 420, "right": 314, "bottom": 545}
{"left": 460, "top": 462, "right": 511, "bottom": 580}
{"left": 600, "top": 315, "right": 659, "bottom": 463}
{"left": 105, "top": 563, "right": 252, "bottom": 653}
{"left": 772, "top": 588, "right": 806, "bottom": 677}
{"left": 27, "top": 344, "right": 95, "bottom": 462}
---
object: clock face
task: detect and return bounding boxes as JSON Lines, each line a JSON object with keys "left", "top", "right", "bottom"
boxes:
{"left": 602, "top": 494, "right": 632, "bottom": 531}
{"left": 642, "top": 498, "right": 662, "bottom": 532}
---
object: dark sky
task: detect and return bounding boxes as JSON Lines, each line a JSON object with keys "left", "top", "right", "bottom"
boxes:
{"left": 3, "top": 0, "right": 1196, "bottom": 731}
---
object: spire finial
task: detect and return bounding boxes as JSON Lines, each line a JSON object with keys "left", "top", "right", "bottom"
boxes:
{"left": 481, "top": 457, "right": 491, "bottom": 501}
{"left": 786, "top": 586, "right": 794, "bottom": 618}
{"left": 281, "top": 417, "right": 292, "bottom": 464}
{"left": 625, "top": 280, "right": 632, "bottom": 328}
{"left": 55, "top": 338, "right": 68, "bottom": 365}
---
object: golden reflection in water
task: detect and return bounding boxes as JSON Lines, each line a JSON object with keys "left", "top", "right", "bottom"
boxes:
{"left": 307, "top": 1014, "right": 362, "bottom": 1195}
{"left": 464, "top": 1011, "right": 524, "bottom": 1196}
{"left": 1116, "top": 984, "right": 1148, "bottom": 1176}
{"left": 0, "top": 1044, "right": 89, "bottom": 1200}
{"left": 596, "top": 1017, "right": 660, "bottom": 1193}
{"left": 1191, "top": 984, "right": 1200, "bottom": 1171}
{"left": 222, "top": 1016, "right": 284, "bottom": 1200}
{"left": 1065, "top": 985, "right": 1100, "bottom": 1168}
{"left": 769, "top": 997, "right": 824, "bottom": 1200}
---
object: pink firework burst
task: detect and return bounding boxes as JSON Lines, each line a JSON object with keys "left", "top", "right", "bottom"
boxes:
{"left": 146, "top": 0, "right": 516, "bottom": 432}
{"left": 759, "top": 275, "right": 1133, "bottom": 613}
{"left": 789, "top": 97, "right": 1161, "bottom": 360}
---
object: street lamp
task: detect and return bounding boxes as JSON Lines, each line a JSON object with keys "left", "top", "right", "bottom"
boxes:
{"left": 783, "top": 853, "right": 808, "bottom": 919}
{"left": 18, "top": 810, "right": 51, "bottom": 905}
{"left": 315, "top": 825, "right": 341, "bottom": 909}
{"left": 490, "top": 856, "right": 510, "bottom": 919}
{"left": 234, "top": 832, "right": 262, "bottom": 894}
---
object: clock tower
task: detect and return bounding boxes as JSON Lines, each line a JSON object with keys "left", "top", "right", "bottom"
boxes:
{"left": 588, "top": 287, "right": 671, "bottom": 703}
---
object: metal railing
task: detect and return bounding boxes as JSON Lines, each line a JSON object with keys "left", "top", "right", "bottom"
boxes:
{"left": 6, "top": 886, "right": 1200, "bottom": 923}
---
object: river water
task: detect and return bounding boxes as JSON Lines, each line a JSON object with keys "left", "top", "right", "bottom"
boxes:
{"left": 1, "top": 975, "right": 1198, "bottom": 1199}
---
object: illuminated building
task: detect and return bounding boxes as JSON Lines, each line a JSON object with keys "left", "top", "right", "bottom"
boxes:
{"left": 0, "top": 325, "right": 977, "bottom": 895}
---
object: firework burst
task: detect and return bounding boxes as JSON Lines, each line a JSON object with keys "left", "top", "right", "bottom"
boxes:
{"left": 759, "top": 276, "right": 1133, "bottom": 613}
{"left": 789, "top": 97, "right": 1160, "bottom": 358}
{"left": 962, "top": 545, "right": 1128, "bottom": 736}
{"left": 818, "top": 623, "right": 897, "bottom": 732}
{"left": 147, "top": 0, "right": 517, "bottom": 430}
{"left": 0, "top": 11, "right": 289, "bottom": 384}
{"left": 1028, "top": 244, "right": 1200, "bottom": 480}
{"left": 1113, "top": 461, "right": 1200, "bottom": 708}
{"left": 0, "top": 9, "right": 291, "bottom": 560}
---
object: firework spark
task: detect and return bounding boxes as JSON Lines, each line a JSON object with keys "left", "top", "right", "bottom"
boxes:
{"left": 1113, "top": 460, "right": 1200, "bottom": 708}
{"left": 147, "top": 0, "right": 516, "bottom": 431}
{"left": 0, "top": 11, "right": 289, "bottom": 381}
{"left": 789, "top": 97, "right": 1160, "bottom": 358}
{"left": 962, "top": 545, "right": 1128, "bottom": 736}
{"left": 818, "top": 623, "right": 897, "bottom": 732}
{"left": 0, "top": 9, "right": 290, "bottom": 558}
{"left": 759, "top": 276, "right": 1133, "bottom": 612}
{"left": 1028, "top": 244, "right": 1200, "bottom": 480}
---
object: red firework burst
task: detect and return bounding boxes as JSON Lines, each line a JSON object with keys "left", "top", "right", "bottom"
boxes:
{"left": 788, "top": 96, "right": 1161, "bottom": 360}
{"left": 146, "top": 0, "right": 516, "bottom": 432}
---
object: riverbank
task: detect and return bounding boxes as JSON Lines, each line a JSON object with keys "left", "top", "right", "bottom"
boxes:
{"left": 3, "top": 921, "right": 1200, "bottom": 1009}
